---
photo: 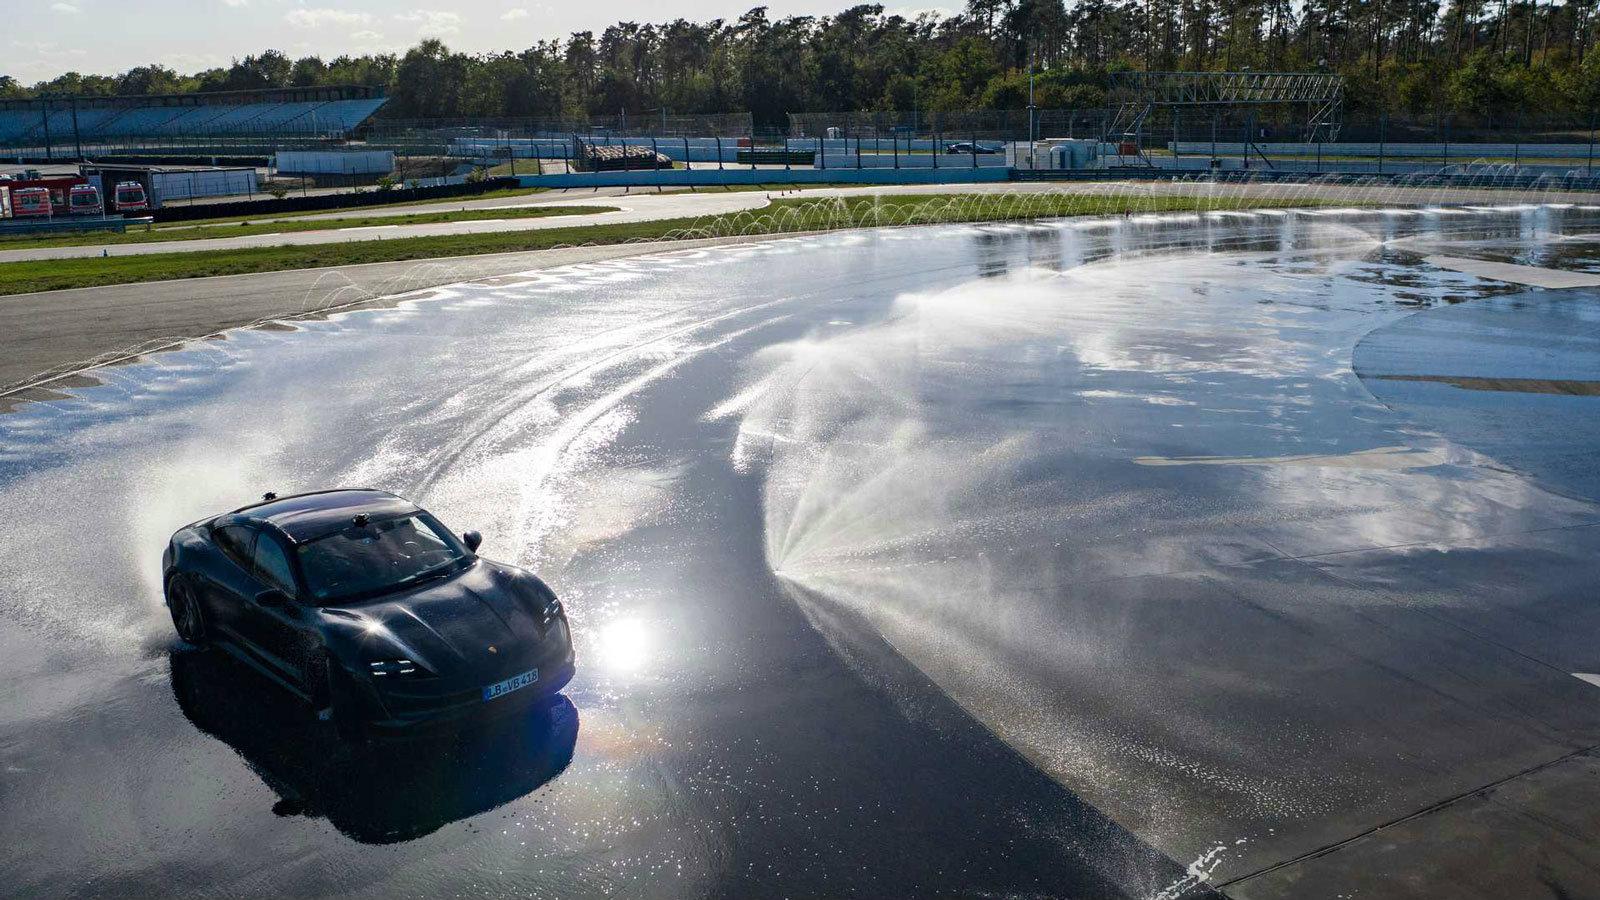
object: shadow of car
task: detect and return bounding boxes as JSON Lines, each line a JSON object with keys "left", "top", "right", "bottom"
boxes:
{"left": 169, "top": 647, "right": 579, "bottom": 844}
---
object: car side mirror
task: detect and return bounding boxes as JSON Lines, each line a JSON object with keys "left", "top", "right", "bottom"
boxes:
{"left": 255, "top": 589, "right": 292, "bottom": 609}
{"left": 462, "top": 531, "right": 483, "bottom": 552}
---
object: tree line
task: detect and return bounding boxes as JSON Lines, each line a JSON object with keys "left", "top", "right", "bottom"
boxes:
{"left": 3, "top": 1, "right": 1598, "bottom": 124}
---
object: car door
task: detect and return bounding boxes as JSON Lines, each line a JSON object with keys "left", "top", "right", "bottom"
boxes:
{"left": 197, "top": 522, "right": 262, "bottom": 647}
{"left": 241, "top": 532, "right": 321, "bottom": 690}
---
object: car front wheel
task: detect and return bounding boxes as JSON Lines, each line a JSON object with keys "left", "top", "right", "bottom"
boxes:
{"left": 167, "top": 577, "right": 207, "bottom": 647}
{"left": 316, "top": 660, "right": 368, "bottom": 744}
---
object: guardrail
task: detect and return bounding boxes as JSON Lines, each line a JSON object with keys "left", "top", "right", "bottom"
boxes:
{"left": 147, "top": 176, "right": 519, "bottom": 223}
{"left": 1010, "top": 168, "right": 1600, "bottom": 191}
{"left": 0, "top": 216, "right": 154, "bottom": 237}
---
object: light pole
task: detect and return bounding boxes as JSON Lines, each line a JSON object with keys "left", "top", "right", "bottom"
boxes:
{"left": 1027, "top": 61, "right": 1037, "bottom": 166}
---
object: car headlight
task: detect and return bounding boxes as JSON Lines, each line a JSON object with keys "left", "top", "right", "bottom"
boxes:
{"left": 366, "top": 658, "right": 432, "bottom": 678}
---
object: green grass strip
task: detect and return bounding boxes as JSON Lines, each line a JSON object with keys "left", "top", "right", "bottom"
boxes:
{"left": 0, "top": 193, "right": 1341, "bottom": 296}
{"left": 0, "top": 205, "right": 616, "bottom": 250}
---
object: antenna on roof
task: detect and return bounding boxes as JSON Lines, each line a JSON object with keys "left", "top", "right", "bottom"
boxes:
{"left": 262, "top": 491, "right": 278, "bottom": 501}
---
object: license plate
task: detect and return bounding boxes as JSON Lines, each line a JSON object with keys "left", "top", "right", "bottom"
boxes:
{"left": 483, "top": 669, "right": 538, "bottom": 702}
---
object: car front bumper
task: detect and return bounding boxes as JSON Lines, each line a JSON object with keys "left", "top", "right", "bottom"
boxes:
{"left": 354, "top": 645, "right": 576, "bottom": 735}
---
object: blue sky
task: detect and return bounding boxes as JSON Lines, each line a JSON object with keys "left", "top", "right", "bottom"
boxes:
{"left": 8, "top": 1, "right": 957, "bottom": 85}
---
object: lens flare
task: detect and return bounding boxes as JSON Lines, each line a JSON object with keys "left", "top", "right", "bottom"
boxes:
{"left": 597, "top": 617, "right": 652, "bottom": 673}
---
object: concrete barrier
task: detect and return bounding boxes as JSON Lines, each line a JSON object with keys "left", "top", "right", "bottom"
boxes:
{"left": 815, "top": 152, "right": 1008, "bottom": 169}
{"left": 1170, "top": 141, "right": 1600, "bottom": 160}
{"left": 514, "top": 167, "right": 1012, "bottom": 189}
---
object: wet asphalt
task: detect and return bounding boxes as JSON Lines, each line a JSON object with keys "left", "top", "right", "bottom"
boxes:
{"left": 3, "top": 206, "right": 1600, "bottom": 898}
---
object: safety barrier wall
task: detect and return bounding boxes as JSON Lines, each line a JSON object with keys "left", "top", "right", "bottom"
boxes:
{"left": 451, "top": 136, "right": 1003, "bottom": 163}
{"left": 815, "top": 153, "right": 1010, "bottom": 170}
{"left": 1170, "top": 142, "right": 1600, "bottom": 159}
{"left": 1103, "top": 155, "right": 1599, "bottom": 176}
{"left": 514, "top": 167, "right": 1012, "bottom": 189}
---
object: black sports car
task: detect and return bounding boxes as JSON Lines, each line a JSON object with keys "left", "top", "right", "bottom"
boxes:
{"left": 163, "top": 489, "right": 574, "bottom": 740}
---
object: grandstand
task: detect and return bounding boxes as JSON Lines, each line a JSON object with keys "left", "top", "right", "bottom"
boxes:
{"left": 0, "top": 86, "right": 388, "bottom": 159}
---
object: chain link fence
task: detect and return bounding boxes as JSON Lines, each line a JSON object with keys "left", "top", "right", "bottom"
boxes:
{"left": 6, "top": 104, "right": 1597, "bottom": 181}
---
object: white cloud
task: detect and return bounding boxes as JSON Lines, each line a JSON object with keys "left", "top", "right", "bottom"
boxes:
{"left": 284, "top": 8, "right": 374, "bottom": 29}
{"left": 395, "top": 9, "right": 462, "bottom": 35}
{"left": 161, "top": 52, "right": 228, "bottom": 73}
{"left": 885, "top": 5, "right": 956, "bottom": 19}
{"left": 50, "top": 2, "right": 81, "bottom": 14}
{"left": 221, "top": 0, "right": 249, "bottom": 7}
{"left": 12, "top": 39, "right": 87, "bottom": 57}
{"left": 350, "top": 29, "right": 385, "bottom": 42}
{"left": 8, "top": 40, "right": 87, "bottom": 81}
{"left": 501, "top": 8, "right": 529, "bottom": 20}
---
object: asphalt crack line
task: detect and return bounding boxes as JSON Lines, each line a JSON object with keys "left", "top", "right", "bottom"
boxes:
{"left": 1214, "top": 742, "right": 1600, "bottom": 893}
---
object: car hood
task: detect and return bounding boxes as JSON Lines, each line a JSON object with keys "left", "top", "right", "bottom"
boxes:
{"left": 319, "top": 560, "right": 551, "bottom": 678}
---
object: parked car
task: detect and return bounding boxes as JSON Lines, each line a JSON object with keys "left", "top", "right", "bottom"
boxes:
{"left": 162, "top": 489, "right": 575, "bottom": 740}
{"left": 944, "top": 141, "right": 1001, "bottom": 154}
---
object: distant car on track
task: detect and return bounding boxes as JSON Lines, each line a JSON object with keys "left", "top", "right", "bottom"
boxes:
{"left": 944, "top": 141, "right": 1001, "bottom": 155}
{"left": 163, "top": 489, "right": 574, "bottom": 740}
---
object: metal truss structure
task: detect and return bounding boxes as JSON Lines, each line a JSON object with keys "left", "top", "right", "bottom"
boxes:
{"left": 1105, "top": 71, "right": 1345, "bottom": 166}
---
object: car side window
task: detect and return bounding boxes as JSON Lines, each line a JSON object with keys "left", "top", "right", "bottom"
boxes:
{"left": 214, "top": 525, "right": 256, "bottom": 569}
{"left": 252, "top": 535, "right": 297, "bottom": 595}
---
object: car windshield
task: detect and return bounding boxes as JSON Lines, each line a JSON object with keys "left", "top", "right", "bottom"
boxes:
{"left": 297, "top": 513, "right": 467, "bottom": 603}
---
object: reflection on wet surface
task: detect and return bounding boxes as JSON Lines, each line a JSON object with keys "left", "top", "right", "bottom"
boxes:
{"left": 1133, "top": 446, "right": 1448, "bottom": 468}
{"left": 170, "top": 649, "right": 578, "bottom": 845}
{"left": 4, "top": 205, "right": 1600, "bottom": 898}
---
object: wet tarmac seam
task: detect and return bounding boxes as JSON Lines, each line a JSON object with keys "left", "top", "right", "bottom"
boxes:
{"left": 1370, "top": 373, "right": 1600, "bottom": 396}
{"left": 1205, "top": 528, "right": 1600, "bottom": 892}
{"left": 1213, "top": 741, "right": 1600, "bottom": 894}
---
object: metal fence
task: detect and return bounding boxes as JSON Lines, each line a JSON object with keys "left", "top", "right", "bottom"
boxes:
{"left": 6, "top": 105, "right": 1598, "bottom": 180}
{"left": 2, "top": 124, "right": 352, "bottom": 161}
{"left": 782, "top": 108, "right": 1600, "bottom": 177}
{"left": 1, "top": 111, "right": 755, "bottom": 161}
{"left": 786, "top": 109, "right": 1108, "bottom": 141}
{"left": 1100, "top": 108, "right": 1600, "bottom": 177}
{"left": 361, "top": 112, "right": 754, "bottom": 156}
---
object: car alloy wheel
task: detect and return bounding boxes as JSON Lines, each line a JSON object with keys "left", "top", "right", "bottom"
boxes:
{"left": 169, "top": 580, "right": 207, "bottom": 646}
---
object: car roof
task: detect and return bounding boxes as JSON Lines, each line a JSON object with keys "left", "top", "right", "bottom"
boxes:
{"left": 228, "top": 488, "right": 420, "bottom": 543}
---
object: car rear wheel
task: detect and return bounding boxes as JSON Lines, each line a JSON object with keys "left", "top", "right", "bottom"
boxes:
{"left": 167, "top": 578, "right": 207, "bottom": 647}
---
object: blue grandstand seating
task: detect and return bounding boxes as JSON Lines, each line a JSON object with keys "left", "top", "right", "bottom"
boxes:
{"left": 1, "top": 95, "right": 388, "bottom": 149}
